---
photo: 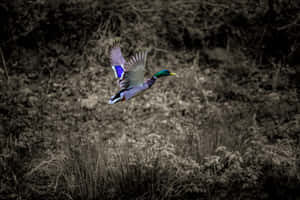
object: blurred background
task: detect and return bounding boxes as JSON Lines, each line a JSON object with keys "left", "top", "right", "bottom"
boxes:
{"left": 0, "top": 0, "right": 300, "bottom": 199}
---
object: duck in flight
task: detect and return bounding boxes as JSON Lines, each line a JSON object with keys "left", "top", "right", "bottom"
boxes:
{"left": 108, "top": 40, "right": 176, "bottom": 104}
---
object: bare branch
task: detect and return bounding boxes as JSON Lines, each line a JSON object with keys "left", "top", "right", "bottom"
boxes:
{"left": 0, "top": 47, "right": 9, "bottom": 84}
{"left": 277, "top": 14, "right": 300, "bottom": 30}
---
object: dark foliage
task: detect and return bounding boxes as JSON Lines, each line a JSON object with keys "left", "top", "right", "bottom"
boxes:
{"left": 1, "top": 0, "right": 300, "bottom": 199}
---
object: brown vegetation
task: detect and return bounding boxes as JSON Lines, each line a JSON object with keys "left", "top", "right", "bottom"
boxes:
{"left": 1, "top": 0, "right": 300, "bottom": 199}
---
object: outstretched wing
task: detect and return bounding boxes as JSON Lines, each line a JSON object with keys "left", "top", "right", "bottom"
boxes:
{"left": 110, "top": 39, "right": 126, "bottom": 80}
{"left": 124, "top": 51, "right": 148, "bottom": 88}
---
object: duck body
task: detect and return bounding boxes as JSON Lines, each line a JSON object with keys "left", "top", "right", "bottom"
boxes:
{"left": 108, "top": 40, "right": 175, "bottom": 104}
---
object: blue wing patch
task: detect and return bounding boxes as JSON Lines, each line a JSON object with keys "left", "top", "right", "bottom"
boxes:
{"left": 112, "top": 65, "right": 124, "bottom": 79}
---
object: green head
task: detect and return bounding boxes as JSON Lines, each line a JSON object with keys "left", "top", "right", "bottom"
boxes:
{"left": 154, "top": 69, "right": 176, "bottom": 78}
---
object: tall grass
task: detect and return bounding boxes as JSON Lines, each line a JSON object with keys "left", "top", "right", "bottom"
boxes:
{"left": 34, "top": 133, "right": 201, "bottom": 200}
{"left": 30, "top": 128, "right": 298, "bottom": 200}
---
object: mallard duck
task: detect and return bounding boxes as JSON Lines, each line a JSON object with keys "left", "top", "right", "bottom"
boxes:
{"left": 108, "top": 40, "right": 176, "bottom": 104}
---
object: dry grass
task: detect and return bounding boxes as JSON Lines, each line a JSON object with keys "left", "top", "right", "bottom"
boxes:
{"left": 1, "top": 0, "right": 300, "bottom": 199}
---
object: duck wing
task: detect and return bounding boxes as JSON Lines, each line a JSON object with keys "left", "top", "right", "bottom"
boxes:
{"left": 110, "top": 39, "right": 126, "bottom": 80}
{"left": 123, "top": 50, "right": 148, "bottom": 88}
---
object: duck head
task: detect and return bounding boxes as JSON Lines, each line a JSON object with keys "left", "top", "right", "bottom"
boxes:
{"left": 154, "top": 69, "right": 176, "bottom": 78}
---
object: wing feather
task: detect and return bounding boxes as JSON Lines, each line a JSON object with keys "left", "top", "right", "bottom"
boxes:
{"left": 110, "top": 39, "right": 126, "bottom": 67}
{"left": 123, "top": 50, "right": 149, "bottom": 88}
{"left": 110, "top": 39, "right": 128, "bottom": 88}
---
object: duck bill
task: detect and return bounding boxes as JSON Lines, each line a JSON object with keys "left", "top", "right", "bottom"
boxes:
{"left": 170, "top": 72, "right": 176, "bottom": 76}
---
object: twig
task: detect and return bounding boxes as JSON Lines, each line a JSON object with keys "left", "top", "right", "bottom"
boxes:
{"left": 173, "top": 0, "right": 229, "bottom": 9}
{"left": 277, "top": 14, "right": 300, "bottom": 30}
{"left": 25, "top": 155, "right": 55, "bottom": 177}
{"left": 203, "top": 23, "right": 224, "bottom": 31}
{"left": 60, "top": 192, "right": 74, "bottom": 200}
{"left": 0, "top": 47, "right": 9, "bottom": 84}
{"left": 277, "top": 23, "right": 300, "bottom": 31}
{"left": 199, "top": 0, "right": 229, "bottom": 9}
{"left": 152, "top": 47, "right": 168, "bottom": 53}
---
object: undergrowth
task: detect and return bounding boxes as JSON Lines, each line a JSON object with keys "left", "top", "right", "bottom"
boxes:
{"left": 1, "top": 0, "right": 300, "bottom": 199}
